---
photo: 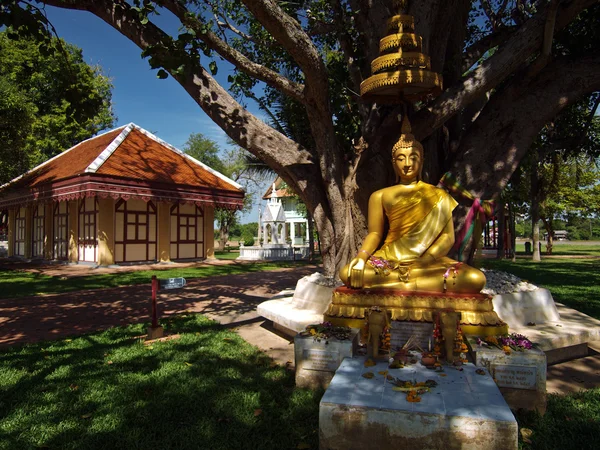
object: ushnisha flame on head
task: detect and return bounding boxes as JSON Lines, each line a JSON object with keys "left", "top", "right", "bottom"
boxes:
{"left": 392, "top": 115, "right": 424, "bottom": 158}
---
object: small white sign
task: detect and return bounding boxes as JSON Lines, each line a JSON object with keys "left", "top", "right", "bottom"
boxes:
{"left": 492, "top": 364, "right": 537, "bottom": 390}
{"left": 302, "top": 349, "right": 339, "bottom": 371}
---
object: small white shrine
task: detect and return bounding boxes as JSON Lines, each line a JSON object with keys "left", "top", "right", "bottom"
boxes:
{"left": 261, "top": 184, "right": 287, "bottom": 246}
{"left": 238, "top": 178, "right": 311, "bottom": 260}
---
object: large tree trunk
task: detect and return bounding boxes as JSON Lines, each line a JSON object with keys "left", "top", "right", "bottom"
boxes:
{"left": 531, "top": 154, "right": 542, "bottom": 263}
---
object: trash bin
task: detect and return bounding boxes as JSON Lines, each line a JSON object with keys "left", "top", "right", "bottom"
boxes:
{"left": 525, "top": 241, "right": 532, "bottom": 254}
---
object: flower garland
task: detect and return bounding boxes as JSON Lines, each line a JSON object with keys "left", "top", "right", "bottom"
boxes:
{"left": 367, "top": 256, "right": 398, "bottom": 276}
{"left": 477, "top": 333, "right": 534, "bottom": 354}
{"left": 301, "top": 322, "right": 352, "bottom": 342}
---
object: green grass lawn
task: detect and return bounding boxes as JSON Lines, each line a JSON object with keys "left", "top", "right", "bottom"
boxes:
{"left": 517, "top": 390, "right": 600, "bottom": 450}
{"left": 0, "top": 315, "right": 321, "bottom": 450}
{"left": 513, "top": 241, "right": 600, "bottom": 256}
{"left": 214, "top": 250, "right": 241, "bottom": 260}
{"left": 0, "top": 260, "right": 309, "bottom": 300}
{"left": 2, "top": 243, "right": 600, "bottom": 449}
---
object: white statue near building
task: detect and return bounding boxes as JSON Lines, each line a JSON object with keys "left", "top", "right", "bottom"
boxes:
{"left": 238, "top": 177, "right": 311, "bottom": 261}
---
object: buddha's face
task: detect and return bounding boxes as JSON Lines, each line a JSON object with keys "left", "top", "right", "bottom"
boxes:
{"left": 393, "top": 147, "right": 422, "bottom": 184}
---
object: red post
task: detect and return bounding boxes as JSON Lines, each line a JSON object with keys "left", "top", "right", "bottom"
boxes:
{"left": 151, "top": 275, "right": 159, "bottom": 328}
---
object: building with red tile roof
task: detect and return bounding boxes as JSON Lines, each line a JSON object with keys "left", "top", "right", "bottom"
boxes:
{"left": 0, "top": 123, "right": 244, "bottom": 265}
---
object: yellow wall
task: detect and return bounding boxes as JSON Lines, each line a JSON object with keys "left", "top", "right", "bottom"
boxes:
{"left": 24, "top": 205, "right": 32, "bottom": 258}
{"left": 204, "top": 205, "right": 215, "bottom": 259}
{"left": 44, "top": 203, "right": 53, "bottom": 259}
{"left": 7, "top": 209, "right": 15, "bottom": 258}
{"left": 157, "top": 202, "right": 170, "bottom": 262}
{"left": 97, "top": 198, "right": 115, "bottom": 265}
{"left": 68, "top": 200, "right": 78, "bottom": 263}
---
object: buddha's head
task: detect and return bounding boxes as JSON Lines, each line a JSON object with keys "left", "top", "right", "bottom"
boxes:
{"left": 392, "top": 116, "right": 424, "bottom": 183}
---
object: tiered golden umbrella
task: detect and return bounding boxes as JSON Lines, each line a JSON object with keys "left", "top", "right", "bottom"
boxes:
{"left": 360, "top": 1, "right": 442, "bottom": 103}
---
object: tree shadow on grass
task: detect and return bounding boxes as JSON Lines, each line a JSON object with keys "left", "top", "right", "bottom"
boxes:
{"left": 0, "top": 315, "right": 323, "bottom": 450}
{"left": 516, "top": 389, "right": 600, "bottom": 450}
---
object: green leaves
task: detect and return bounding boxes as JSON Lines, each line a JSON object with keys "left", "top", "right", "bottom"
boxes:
{"left": 0, "top": 31, "right": 115, "bottom": 184}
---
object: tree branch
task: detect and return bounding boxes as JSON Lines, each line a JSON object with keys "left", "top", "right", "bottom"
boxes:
{"left": 240, "top": 0, "right": 328, "bottom": 96}
{"left": 413, "top": 0, "right": 596, "bottom": 141}
{"left": 160, "top": 0, "right": 305, "bottom": 103}
{"left": 39, "top": 0, "right": 324, "bottom": 205}
{"left": 331, "top": 0, "right": 363, "bottom": 102}
{"left": 461, "top": 27, "right": 516, "bottom": 73}
{"left": 453, "top": 52, "right": 600, "bottom": 198}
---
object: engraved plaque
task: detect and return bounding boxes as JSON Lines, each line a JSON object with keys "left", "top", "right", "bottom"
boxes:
{"left": 492, "top": 364, "right": 537, "bottom": 390}
{"left": 302, "top": 349, "right": 340, "bottom": 371}
{"left": 390, "top": 322, "right": 434, "bottom": 351}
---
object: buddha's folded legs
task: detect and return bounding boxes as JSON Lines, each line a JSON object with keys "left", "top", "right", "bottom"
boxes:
{"left": 340, "top": 256, "right": 486, "bottom": 293}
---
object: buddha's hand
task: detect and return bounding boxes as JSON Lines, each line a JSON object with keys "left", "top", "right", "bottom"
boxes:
{"left": 347, "top": 257, "right": 366, "bottom": 288}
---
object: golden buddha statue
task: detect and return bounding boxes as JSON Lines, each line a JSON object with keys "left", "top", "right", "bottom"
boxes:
{"left": 326, "top": 117, "right": 506, "bottom": 335}
{"left": 340, "top": 117, "right": 485, "bottom": 294}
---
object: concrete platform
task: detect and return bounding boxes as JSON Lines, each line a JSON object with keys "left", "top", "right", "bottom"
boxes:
{"left": 320, "top": 357, "right": 517, "bottom": 450}
{"left": 507, "top": 303, "right": 600, "bottom": 364}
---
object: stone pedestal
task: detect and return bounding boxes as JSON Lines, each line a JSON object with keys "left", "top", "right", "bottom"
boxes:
{"left": 325, "top": 287, "right": 507, "bottom": 335}
{"left": 320, "top": 357, "right": 517, "bottom": 450}
{"left": 295, "top": 329, "right": 359, "bottom": 389}
{"left": 466, "top": 337, "right": 547, "bottom": 414}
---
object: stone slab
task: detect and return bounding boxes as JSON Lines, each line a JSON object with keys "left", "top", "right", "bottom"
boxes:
{"left": 466, "top": 336, "right": 547, "bottom": 413}
{"left": 295, "top": 329, "right": 360, "bottom": 389}
{"left": 506, "top": 303, "right": 600, "bottom": 361}
{"left": 390, "top": 321, "right": 434, "bottom": 352}
{"left": 320, "top": 357, "right": 517, "bottom": 450}
{"left": 492, "top": 288, "right": 560, "bottom": 325}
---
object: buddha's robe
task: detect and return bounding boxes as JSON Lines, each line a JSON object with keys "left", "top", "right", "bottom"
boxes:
{"left": 373, "top": 181, "right": 457, "bottom": 262}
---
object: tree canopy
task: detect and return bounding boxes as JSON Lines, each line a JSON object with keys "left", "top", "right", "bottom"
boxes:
{"left": 0, "top": 29, "right": 115, "bottom": 184}
{"left": 183, "top": 132, "right": 264, "bottom": 251}
{"left": 3, "top": 0, "right": 599, "bottom": 275}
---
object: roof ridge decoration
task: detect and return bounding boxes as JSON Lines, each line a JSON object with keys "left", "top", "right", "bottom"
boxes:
{"left": 0, "top": 124, "right": 129, "bottom": 190}
{"left": 85, "top": 123, "right": 135, "bottom": 173}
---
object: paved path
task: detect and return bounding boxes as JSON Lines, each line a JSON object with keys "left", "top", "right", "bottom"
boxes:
{"left": 1, "top": 260, "right": 599, "bottom": 395}
{"left": 0, "top": 261, "right": 315, "bottom": 363}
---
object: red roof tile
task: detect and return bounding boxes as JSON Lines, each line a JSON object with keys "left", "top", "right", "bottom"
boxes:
{"left": 98, "top": 129, "right": 236, "bottom": 191}
{"left": 19, "top": 128, "right": 125, "bottom": 188}
{"left": 1, "top": 124, "right": 242, "bottom": 194}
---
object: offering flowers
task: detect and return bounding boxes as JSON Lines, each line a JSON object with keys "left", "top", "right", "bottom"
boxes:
{"left": 301, "top": 322, "right": 352, "bottom": 342}
{"left": 477, "top": 333, "right": 534, "bottom": 354}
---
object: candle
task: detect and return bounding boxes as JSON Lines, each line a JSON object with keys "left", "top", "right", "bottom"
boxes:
{"left": 428, "top": 337, "right": 432, "bottom": 352}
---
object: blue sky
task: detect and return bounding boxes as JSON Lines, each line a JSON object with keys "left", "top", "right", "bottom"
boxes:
{"left": 42, "top": 5, "right": 268, "bottom": 223}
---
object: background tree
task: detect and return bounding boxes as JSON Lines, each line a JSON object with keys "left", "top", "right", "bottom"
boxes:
{"left": 0, "top": 30, "right": 115, "bottom": 184}
{"left": 183, "top": 133, "right": 265, "bottom": 251}
{"left": 508, "top": 94, "right": 600, "bottom": 260}
{"left": 4, "top": 0, "right": 600, "bottom": 277}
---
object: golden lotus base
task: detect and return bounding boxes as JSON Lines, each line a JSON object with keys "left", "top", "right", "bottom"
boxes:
{"left": 324, "top": 287, "right": 508, "bottom": 336}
